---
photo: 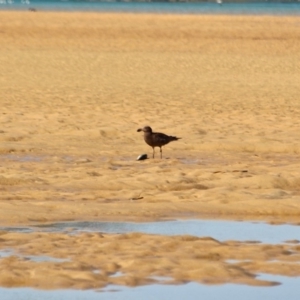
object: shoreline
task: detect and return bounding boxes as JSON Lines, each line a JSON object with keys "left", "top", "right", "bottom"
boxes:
{"left": 0, "top": 2, "right": 300, "bottom": 16}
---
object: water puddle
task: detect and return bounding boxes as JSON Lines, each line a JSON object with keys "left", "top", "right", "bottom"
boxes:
{"left": 109, "top": 271, "right": 124, "bottom": 278}
{"left": 0, "top": 249, "right": 14, "bottom": 259}
{"left": 25, "top": 219, "right": 300, "bottom": 244}
{"left": 1, "top": 219, "right": 300, "bottom": 244}
{"left": 1, "top": 154, "right": 44, "bottom": 162}
{"left": 0, "top": 226, "right": 33, "bottom": 233}
{"left": 1, "top": 274, "right": 300, "bottom": 300}
{"left": 0, "top": 249, "right": 69, "bottom": 263}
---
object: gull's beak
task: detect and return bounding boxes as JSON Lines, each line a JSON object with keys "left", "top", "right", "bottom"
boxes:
{"left": 137, "top": 128, "right": 142, "bottom": 132}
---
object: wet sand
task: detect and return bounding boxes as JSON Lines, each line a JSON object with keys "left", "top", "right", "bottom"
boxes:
{"left": 0, "top": 11, "right": 300, "bottom": 289}
{"left": 1, "top": 230, "right": 300, "bottom": 289}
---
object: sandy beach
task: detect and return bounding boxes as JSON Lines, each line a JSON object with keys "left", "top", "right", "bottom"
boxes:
{"left": 0, "top": 11, "right": 300, "bottom": 289}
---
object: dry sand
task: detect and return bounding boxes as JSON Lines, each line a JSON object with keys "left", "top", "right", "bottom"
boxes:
{"left": 0, "top": 11, "right": 300, "bottom": 289}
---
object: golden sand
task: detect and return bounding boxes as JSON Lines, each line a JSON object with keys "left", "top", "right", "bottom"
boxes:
{"left": 0, "top": 11, "right": 300, "bottom": 289}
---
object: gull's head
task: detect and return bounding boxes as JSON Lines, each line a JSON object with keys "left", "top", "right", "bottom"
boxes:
{"left": 137, "top": 126, "right": 152, "bottom": 133}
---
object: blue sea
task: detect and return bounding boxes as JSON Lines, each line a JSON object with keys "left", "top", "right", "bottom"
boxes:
{"left": 0, "top": 0, "right": 300, "bottom": 15}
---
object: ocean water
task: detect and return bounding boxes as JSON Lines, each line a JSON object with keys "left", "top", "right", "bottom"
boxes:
{"left": 0, "top": 0, "right": 300, "bottom": 15}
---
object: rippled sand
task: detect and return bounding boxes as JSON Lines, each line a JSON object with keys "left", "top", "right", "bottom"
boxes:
{"left": 0, "top": 11, "right": 300, "bottom": 289}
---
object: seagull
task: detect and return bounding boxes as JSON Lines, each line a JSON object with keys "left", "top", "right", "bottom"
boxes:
{"left": 137, "top": 126, "right": 181, "bottom": 159}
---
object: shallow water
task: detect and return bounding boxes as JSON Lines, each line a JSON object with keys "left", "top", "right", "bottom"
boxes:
{"left": 3, "top": 219, "right": 300, "bottom": 244}
{"left": 1, "top": 274, "right": 300, "bottom": 300}
{"left": 1, "top": 220, "right": 300, "bottom": 298}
